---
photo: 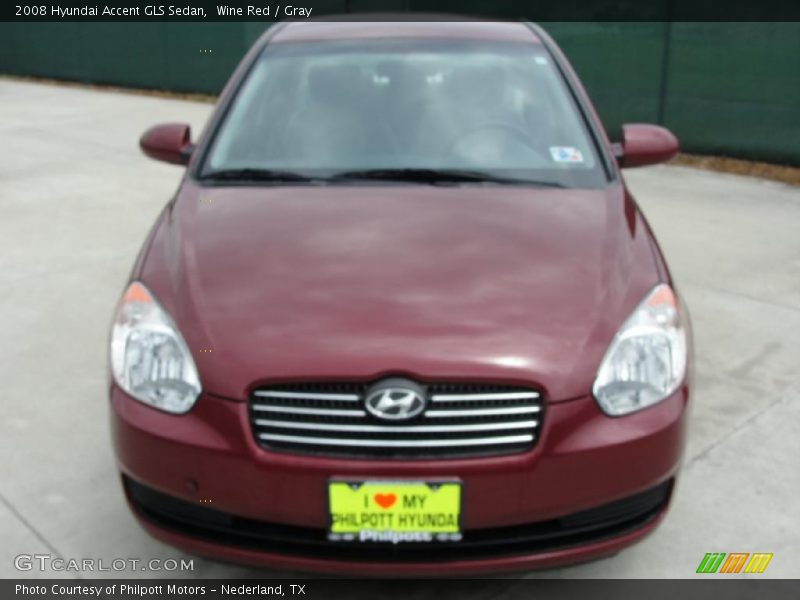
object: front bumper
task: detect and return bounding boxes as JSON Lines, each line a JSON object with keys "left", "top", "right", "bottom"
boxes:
{"left": 111, "top": 384, "right": 688, "bottom": 574}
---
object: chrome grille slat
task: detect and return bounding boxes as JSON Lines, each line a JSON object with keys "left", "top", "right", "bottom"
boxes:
{"left": 431, "top": 391, "right": 540, "bottom": 402}
{"left": 253, "top": 390, "right": 360, "bottom": 402}
{"left": 255, "top": 419, "right": 538, "bottom": 433}
{"left": 258, "top": 433, "right": 534, "bottom": 448}
{"left": 249, "top": 382, "right": 544, "bottom": 459}
{"left": 426, "top": 405, "right": 541, "bottom": 417}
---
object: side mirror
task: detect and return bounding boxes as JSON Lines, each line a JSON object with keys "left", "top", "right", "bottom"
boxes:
{"left": 615, "top": 124, "right": 678, "bottom": 169}
{"left": 139, "top": 123, "right": 194, "bottom": 165}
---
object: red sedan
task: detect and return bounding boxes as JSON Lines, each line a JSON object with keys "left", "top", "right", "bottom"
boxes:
{"left": 110, "top": 19, "right": 692, "bottom": 575}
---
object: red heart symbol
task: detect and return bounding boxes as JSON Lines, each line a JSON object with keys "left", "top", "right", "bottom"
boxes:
{"left": 374, "top": 493, "right": 397, "bottom": 509}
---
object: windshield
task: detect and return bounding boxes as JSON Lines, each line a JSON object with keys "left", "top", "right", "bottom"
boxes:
{"left": 201, "top": 39, "right": 607, "bottom": 187}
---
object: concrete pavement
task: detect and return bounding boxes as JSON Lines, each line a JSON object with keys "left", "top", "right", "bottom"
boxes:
{"left": 0, "top": 79, "right": 797, "bottom": 580}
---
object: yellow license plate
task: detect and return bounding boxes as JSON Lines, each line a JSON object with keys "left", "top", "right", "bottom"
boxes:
{"left": 328, "top": 480, "right": 462, "bottom": 543}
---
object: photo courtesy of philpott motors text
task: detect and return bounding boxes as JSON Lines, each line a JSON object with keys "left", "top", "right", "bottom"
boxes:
{"left": 14, "top": 584, "right": 301, "bottom": 596}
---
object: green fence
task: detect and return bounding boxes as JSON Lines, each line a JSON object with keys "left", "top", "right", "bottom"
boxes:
{"left": 1, "top": 19, "right": 798, "bottom": 165}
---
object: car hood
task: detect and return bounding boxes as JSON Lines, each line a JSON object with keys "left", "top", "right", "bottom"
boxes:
{"left": 140, "top": 181, "right": 660, "bottom": 402}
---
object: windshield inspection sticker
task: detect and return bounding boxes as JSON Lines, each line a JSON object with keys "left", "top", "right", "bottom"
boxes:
{"left": 550, "top": 146, "right": 585, "bottom": 163}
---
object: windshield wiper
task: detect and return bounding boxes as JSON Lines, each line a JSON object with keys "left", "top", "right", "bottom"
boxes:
{"left": 199, "top": 167, "right": 566, "bottom": 187}
{"left": 198, "top": 168, "right": 320, "bottom": 183}
{"left": 328, "top": 168, "right": 565, "bottom": 186}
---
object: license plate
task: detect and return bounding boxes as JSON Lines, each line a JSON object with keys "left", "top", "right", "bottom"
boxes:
{"left": 328, "top": 480, "right": 462, "bottom": 543}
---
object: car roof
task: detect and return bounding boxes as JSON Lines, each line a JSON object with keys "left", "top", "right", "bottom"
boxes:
{"left": 269, "top": 17, "right": 541, "bottom": 45}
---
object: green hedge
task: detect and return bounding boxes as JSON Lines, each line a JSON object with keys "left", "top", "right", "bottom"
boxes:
{"left": 2, "top": 20, "right": 798, "bottom": 165}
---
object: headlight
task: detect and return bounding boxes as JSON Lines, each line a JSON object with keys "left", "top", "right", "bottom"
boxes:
{"left": 110, "top": 281, "right": 201, "bottom": 414}
{"left": 593, "top": 284, "right": 687, "bottom": 416}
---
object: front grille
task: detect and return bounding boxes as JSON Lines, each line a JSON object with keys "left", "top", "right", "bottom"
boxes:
{"left": 248, "top": 382, "right": 544, "bottom": 459}
{"left": 125, "top": 477, "right": 672, "bottom": 563}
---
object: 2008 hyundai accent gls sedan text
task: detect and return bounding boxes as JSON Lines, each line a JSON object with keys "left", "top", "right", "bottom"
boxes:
{"left": 110, "top": 18, "right": 693, "bottom": 575}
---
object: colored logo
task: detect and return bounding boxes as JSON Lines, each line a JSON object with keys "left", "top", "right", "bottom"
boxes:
{"left": 696, "top": 552, "right": 773, "bottom": 574}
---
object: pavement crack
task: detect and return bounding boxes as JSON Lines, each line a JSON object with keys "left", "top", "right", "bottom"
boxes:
{"left": 684, "top": 386, "right": 792, "bottom": 470}
{"left": 683, "top": 280, "right": 800, "bottom": 314}
{"left": 0, "top": 489, "right": 68, "bottom": 569}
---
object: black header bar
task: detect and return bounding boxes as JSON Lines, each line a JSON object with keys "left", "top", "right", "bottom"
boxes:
{"left": 4, "top": 0, "right": 800, "bottom": 22}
